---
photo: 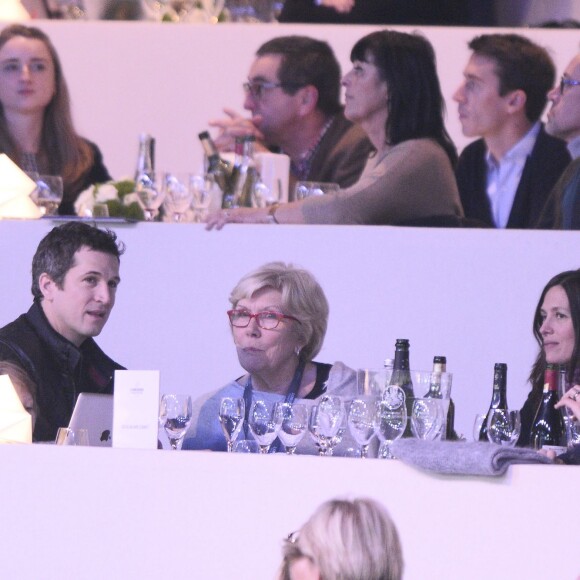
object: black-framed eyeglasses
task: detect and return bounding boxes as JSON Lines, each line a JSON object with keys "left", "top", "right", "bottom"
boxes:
{"left": 227, "top": 309, "right": 301, "bottom": 330}
{"left": 242, "top": 81, "right": 303, "bottom": 99}
{"left": 560, "top": 76, "right": 580, "bottom": 95}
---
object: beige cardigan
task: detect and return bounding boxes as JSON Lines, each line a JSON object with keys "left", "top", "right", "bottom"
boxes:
{"left": 301, "top": 138, "right": 464, "bottom": 225}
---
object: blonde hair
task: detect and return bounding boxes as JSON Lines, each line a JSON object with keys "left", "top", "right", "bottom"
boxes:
{"left": 229, "top": 262, "right": 329, "bottom": 362}
{"left": 280, "top": 497, "right": 403, "bottom": 580}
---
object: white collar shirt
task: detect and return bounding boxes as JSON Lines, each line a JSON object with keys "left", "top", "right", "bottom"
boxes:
{"left": 485, "top": 122, "right": 541, "bottom": 228}
{"left": 567, "top": 135, "right": 580, "bottom": 160}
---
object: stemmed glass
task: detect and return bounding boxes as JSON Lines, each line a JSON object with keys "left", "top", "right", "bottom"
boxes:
{"left": 218, "top": 397, "right": 245, "bottom": 452}
{"left": 202, "top": 0, "right": 225, "bottom": 23}
{"left": 347, "top": 398, "right": 376, "bottom": 458}
{"left": 411, "top": 398, "right": 444, "bottom": 441}
{"left": 31, "top": 175, "right": 63, "bottom": 216}
{"left": 374, "top": 386, "right": 407, "bottom": 459}
{"left": 162, "top": 172, "right": 193, "bottom": 222}
{"left": 277, "top": 402, "right": 309, "bottom": 455}
{"left": 190, "top": 174, "right": 214, "bottom": 222}
{"left": 486, "top": 409, "right": 521, "bottom": 447}
{"left": 247, "top": 400, "right": 283, "bottom": 453}
{"left": 308, "top": 395, "right": 345, "bottom": 456}
{"left": 135, "top": 174, "right": 165, "bottom": 221}
{"left": 159, "top": 394, "right": 193, "bottom": 450}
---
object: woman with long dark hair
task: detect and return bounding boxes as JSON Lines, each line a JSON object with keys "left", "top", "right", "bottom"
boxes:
{"left": 0, "top": 24, "right": 111, "bottom": 214}
{"left": 206, "top": 29, "right": 463, "bottom": 228}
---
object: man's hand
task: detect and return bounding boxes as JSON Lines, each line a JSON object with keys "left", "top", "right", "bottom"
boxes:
{"left": 208, "top": 108, "right": 266, "bottom": 152}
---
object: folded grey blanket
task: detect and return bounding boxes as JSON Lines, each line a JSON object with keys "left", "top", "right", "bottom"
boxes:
{"left": 390, "top": 439, "right": 553, "bottom": 476}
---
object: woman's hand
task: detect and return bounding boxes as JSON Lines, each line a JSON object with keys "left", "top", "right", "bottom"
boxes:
{"left": 555, "top": 384, "right": 580, "bottom": 422}
{"left": 205, "top": 207, "right": 271, "bottom": 230}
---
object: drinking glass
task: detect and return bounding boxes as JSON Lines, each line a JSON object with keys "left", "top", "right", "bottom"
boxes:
{"left": 326, "top": 412, "right": 347, "bottom": 457}
{"left": 233, "top": 439, "right": 260, "bottom": 453}
{"left": 218, "top": 396, "right": 245, "bottom": 452}
{"left": 190, "top": 174, "right": 214, "bottom": 222}
{"left": 564, "top": 411, "right": 580, "bottom": 448}
{"left": 294, "top": 181, "right": 339, "bottom": 200}
{"left": 308, "top": 395, "right": 345, "bottom": 456}
{"left": 374, "top": 388, "right": 407, "bottom": 459}
{"left": 202, "top": 0, "right": 225, "bottom": 23}
{"left": 486, "top": 409, "right": 521, "bottom": 447}
{"left": 159, "top": 394, "right": 193, "bottom": 450}
{"left": 473, "top": 413, "right": 487, "bottom": 441}
{"left": 277, "top": 402, "right": 309, "bottom": 454}
{"left": 247, "top": 400, "right": 283, "bottom": 453}
{"left": 135, "top": 174, "right": 165, "bottom": 221}
{"left": 55, "top": 427, "right": 89, "bottom": 446}
{"left": 347, "top": 398, "right": 376, "bottom": 458}
{"left": 162, "top": 172, "right": 193, "bottom": 222}
{"left": 357, "top": 368, "right": 391, "bottom": 397}
{"left": 411, "top": 398, "right": 444, "bottom": 441}
{"left": 31, "top": 175, "right": 63, "bottom": 216}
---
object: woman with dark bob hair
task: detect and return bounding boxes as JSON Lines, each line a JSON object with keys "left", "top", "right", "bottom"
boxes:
{"left": 206, "top": 29, "right": 463, "bottom": 229}
{"left": 182, "top": 262, "right": 358, "bottom": 454}
{"left": 0, "top": 24, "right": 111, "bottom": 214}
{"left": 519, "top": 269, "right": 580, "bottom": 449}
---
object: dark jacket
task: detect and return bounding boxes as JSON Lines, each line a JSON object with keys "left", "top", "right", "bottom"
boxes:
{"left": 456, "top": 126, "right": 571, "bottom": 229}
{"left": 0, "top": 302, "right": 124, "bottom": 442}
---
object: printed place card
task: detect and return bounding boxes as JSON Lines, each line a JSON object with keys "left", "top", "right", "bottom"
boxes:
{"left": 112, "top": 370, "right": 159, "bottom": 449}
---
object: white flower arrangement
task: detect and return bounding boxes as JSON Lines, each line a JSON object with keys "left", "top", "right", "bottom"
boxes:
{"left": 75, "top": 179, "right": 144, "bottom": 220}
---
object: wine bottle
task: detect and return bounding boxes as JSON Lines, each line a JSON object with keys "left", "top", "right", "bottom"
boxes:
{"left": 233, "top": 135, "right": 259, "bottom": 208}
{"left": 134, "top": 133, "right": 155, "bottom": 185}
{"left": 197, "top": 131, "right": 235, "bottom": 208}
{"left": 423, "top": 355, "right": 457, "bottom": 440}
{"left": 530, "top": 364, "right": 566, "bottom": 451}
{"left": 478, "top": 363, "right": 508, "bottom": 442}
{"left": 389, "top": 339, "right": 414, "bottom": 437}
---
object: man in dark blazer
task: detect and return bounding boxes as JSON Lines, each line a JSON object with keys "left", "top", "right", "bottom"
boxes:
{"left": 453, "top": 34, "right": 571, "bottom": 229}
{"left": 537, "top": 53, "right": 580, "bottom": 229}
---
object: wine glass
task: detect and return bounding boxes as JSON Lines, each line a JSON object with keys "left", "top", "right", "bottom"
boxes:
{"left": 31, "top": 175, "right": 63, "bottom": 216}
{"left": 486, "top": 409, "right": 521, "bottom": 447}
{"left": 374, "top": 387, "right": 407, "bottom": 459}
{"left": 473, "top": 413, "right": 487, "bottom": 442}
{"left": 325, "top": 411, "right": 347, "bottom": 457}
{"left": 294, "top": 181, "right": 339, "bottom": 200}
{"left": 162, "top": 172, "right": 193, "bottom": 222}
{"left": 347, "top": 398, "right": 376, "bottom": 458}
{"left": 411, "top": 398, "right": 444, "bottom": 441}
{"left": 277, "top": 402, "right": 309, "bottom": 455}
{"left": 159, "top": 394, "right": 193, "bottom": 450}
{"left": 55, "top": 427, "right": 89, "bottom": 446}
{"left": 233, "top": 439, "right": 260, "bottom": 453}
{"left": 190, "top": 174, "right": 214, "bottom": 222}
{"left": 135, "top": 174, "right": 165, "bottom": 221}
{"left": 308, "top": 395, "right": 345, "bottom": 456}
{"left": 218, "top": 397, "right": 245, "bottom": 452}
{"left": 202, "top": 0, "right": 225, "bottom": 23}
{"left": 247, "top": 400, "right": 283, "bottom": 453}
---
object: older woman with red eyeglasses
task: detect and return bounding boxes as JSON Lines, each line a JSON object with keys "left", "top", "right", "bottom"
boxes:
{"left": 182, "top": 261, "right": 358, "bottom": 454}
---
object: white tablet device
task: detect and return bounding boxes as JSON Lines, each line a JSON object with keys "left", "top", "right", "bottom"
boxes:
{"left": 68, "top": 393, "right": 113, "bottom": 447}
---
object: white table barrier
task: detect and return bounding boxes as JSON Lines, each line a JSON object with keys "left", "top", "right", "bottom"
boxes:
{"left": 1, "top": 220, "right": 579, "bottom": 439}
{"left": 0, "top": 443, "right": 578, "bottom": 579}
{"left": 21, "top": 21, "right": 580, "bottom": 180}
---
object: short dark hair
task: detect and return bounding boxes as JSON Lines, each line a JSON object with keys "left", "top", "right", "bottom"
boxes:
{"left": 31, "top": 222, "right": 125, "bottom": 301}
{"left": 350, "top": 30, "right": 456, "bottom": 166}
{"left": 256, "top": 36, "right": 342, "bottom": 116}
{"left": 530, "top": 269, "right": 580, "bottom": 390}
{"left": 468, "top": 34, "right": 555, "bottom": 123}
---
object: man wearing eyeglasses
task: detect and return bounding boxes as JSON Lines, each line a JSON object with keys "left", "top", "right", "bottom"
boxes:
{"left": 537, "top": 54, "right": 580, "bottom": 229}
{"left": 209, "top": 35, "right": 372, "bottom": 198}
{"left": 453, "top": 34, "right": 571, "bottom": 229}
